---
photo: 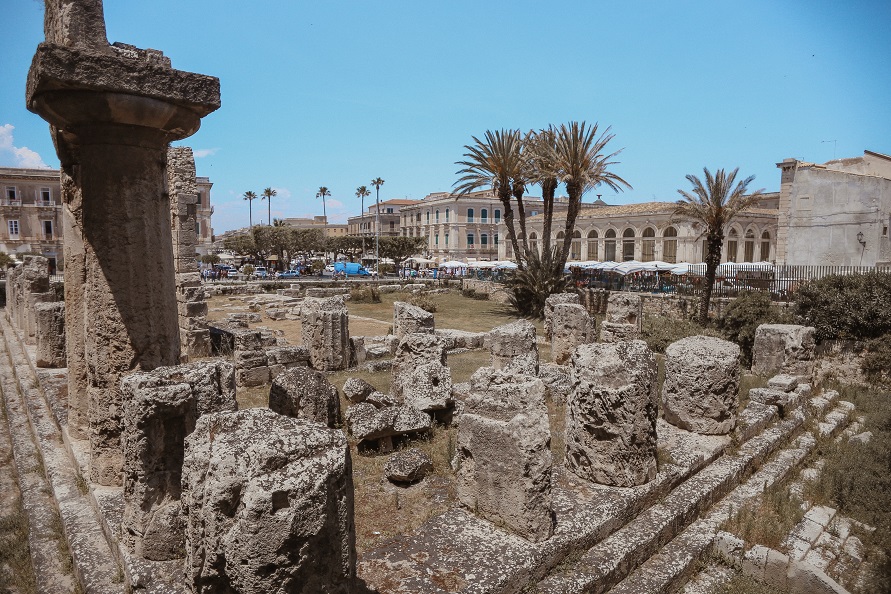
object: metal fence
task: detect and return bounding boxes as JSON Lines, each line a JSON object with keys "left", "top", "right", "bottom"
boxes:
{"left": 569, "top": 264, "right": 891, "bottom": 301}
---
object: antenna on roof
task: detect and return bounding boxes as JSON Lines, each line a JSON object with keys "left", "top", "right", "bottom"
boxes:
{"left": 821, "top": 139, "right": 837, "bottom": 159}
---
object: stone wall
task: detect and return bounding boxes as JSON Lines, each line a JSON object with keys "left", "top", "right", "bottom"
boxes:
{"left": 461, "top": 279, "right": 512, "bottom": 303}
{"left": 168, "top": 147, "right": 211, "bottom": 361}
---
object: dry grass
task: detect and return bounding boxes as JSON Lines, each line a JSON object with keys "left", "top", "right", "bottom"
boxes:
{"left": 721, "top": 478, "right": 805, "bottom": 551}
{"left": 236, "top": 385, "right": 269, "bottom": 409}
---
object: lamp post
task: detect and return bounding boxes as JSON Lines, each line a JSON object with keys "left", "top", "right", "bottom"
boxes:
{"left": 371, "top": 177, "right": 385, "bottom": 271}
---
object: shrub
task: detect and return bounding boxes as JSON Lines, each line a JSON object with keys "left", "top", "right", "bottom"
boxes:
{"left": 718, "top": 291, "right": 789, "bottom": 367}
{"left": 408, "top": 293, "right": 436, "bottom": 313}
{"left": 861, "top": 335, "right": 891, "bottom": 386}
{"left": 349, "top": 286, "right": 381, "bottom": 304}
{"left": 241, "top": 264, "right": 255, "bottom": 277}
{"left": 794, "top": 271, "right": 891, "bottom": 341}
{"left": 641, "top": 315, "right": 718, "bottom": 354}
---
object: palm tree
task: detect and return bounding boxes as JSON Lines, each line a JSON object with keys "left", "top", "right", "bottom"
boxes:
{"left": 261, "top": 187, "right": 277, "bottom": 225}
{"left": 675, "top": 167, "right": 764, "bottom": 324}
{"left": 454, "top": 130, "right": 525, "bottom": 266}
{"left": 316, "top": 186, "right": 331, "bottom": 219}
{"left": 243, "top": 190, "right": 257, "bottom": 227}
{"left": 355, "top": 185, "right": 371, "bottom": 256}
{"left": 553, "top": 121, "right": 631, "bottom": 275}
{"left": 370, "top": 178, "right": 385, "bottom": 268}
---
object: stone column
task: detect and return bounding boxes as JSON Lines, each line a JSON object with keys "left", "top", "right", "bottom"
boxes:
{"left": 26, "top": 3, "right": 220, "bottom": 484}
{"left": 488, "top": 319, "right": 539, "bottom": 375}
{"left": 551, "top": 303, "right": 593, "bottom": 365}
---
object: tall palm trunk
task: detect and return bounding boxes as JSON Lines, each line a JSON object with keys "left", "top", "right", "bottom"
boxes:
{"left": 249, "top": 200, "right": 253, "bottom": 228}
{"left": 700, "top": 233, "right": 724, "bottom": 324}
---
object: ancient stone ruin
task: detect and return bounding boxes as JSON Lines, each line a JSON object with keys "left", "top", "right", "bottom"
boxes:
{"left": 300, "top": 295, "right": 351, "bottom": 371}
{"left": 662, "top": 335, "right": 741, "bottom": 435}
{"left": 269, "top": 366, "right": 341, "bottom": 427}
{"left": 34, "top": 300, "right": 66, "bottom": 368}
{"left": 391, "top": 332, "right": 453, "bottom": 412}
{"left": 565, "top": 340, "right": 658, "bottom": 487}
{"left": 182, "top": 408, "right": 356, "bottom": 593}
{"left": 455, "top": 367, "right": 554, "bottom": 541}
{"left": 543, "top": 291, "right": 580, "bottom": 340}
{"left": 487, "top": 318, "right": 539, "bottom": 375}
{"left": 393, "top": 300, "right": 434, "bottom": 339}
{"left": 26, "top": 0, "right": 221, "bottom": 485}
{"left": 551, "top": 302, "right": 594, "bottom": 364}
{"left": 752, "top": 323, "right": 817, "bottom": 378}
{"left": 120, "top": 360, "right": 237, "bottom": 561}
{"left": 600, "top": 291, "right": 642, "bottom": 342}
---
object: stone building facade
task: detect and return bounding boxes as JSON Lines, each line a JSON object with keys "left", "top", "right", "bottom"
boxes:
{"left": 498, "top": 198, "right": 780, "bottom": 264}
{"left": 776, "top": 150, "right": 891, "bottom": 266}
{"left": 0, "top": 164, "right": 214, "bottom": 270}
{"left": 347, "top": 198, "right": 420, "bottom": 242}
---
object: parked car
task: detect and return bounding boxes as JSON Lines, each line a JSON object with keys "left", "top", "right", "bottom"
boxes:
{"left": 276, "top": 270, "right": 300, "bottom": 279}
{"left": 254, "top": 266, "right": 268, "bottom": 279}
{"left": 324, "top": 264, "right": 336, "bottom": 274}
{"left": 334, "top": 262, "right": 372, "bottom": 276}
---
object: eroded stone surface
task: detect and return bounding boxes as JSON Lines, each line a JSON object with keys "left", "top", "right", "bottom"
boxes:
{"left": 605, "top": 292, "right": 642, "bottom": 327}
{"left": 343, "top": 377, "right": 376, "bottom": 404}
{"left": 121, "top": 360, "right": 236, "bottom": 561}
{"left": 385, "top": 448, "right": 433, "bottom": 484}
{"left": 346, "top": 402, "right": 432, "bottom": 444}
{"left": 551, "top": 303, "right": 593, "bottom": 365}
{"left": 544, "top": 292, "right": 580, "bottom": 340}
{"left": 455, "top": 367, "right": 554, "bottom": 542}
{"left": 300, "top": 296, "right": 350, "bottom": 371}
{"left": 488, "top": 319, "right": 539, "bottom": 375}
{"left": 662, "top": 335, "right": 740, "bottom": 435}
{"left": 752, "top": 324, "right": 816, "bottom": 378}
{"left": 391, "top": 333, "right": 452, "bottom": 411}
{"left": 565, "top": 340, "right": 658, "bottom": 486}
{"left": 268, "top": 367, "right": 340, "bottom": 427}
{"left": 393, "top": 301, "right": 434, "bottom": 340}
{"left": 182, "top": 408, "right": 356, "bottom": 593}
{"left": 34, "top": 301, "right": 66, "bottom": 368}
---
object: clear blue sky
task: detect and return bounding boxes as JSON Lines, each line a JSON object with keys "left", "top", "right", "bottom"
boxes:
{"left": 3, "top": 1, "right": 890, "bottom": 233}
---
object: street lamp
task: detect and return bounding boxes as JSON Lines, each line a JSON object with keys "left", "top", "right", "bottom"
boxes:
{"left": 857, "top": 231, "right": 866, "bottom": 246}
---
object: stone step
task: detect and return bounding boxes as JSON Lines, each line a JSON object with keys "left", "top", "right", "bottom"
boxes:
{"left": 610, "top": 400, "right": 854, "bottom": 594}
{"left": 536, "top": 410, "right": 806, "bottom": 593}
{"left": 0, "top": 315, "right": 124, "bottom": 593}
{"left": 0, "top": 317, "right": 80, "bottom": 594}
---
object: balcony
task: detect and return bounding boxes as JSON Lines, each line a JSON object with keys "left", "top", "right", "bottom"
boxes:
{"left": 1, "top": 199, "right": 21, "bottom": 207}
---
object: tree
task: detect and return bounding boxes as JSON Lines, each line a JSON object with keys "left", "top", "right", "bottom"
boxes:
{"left": 355, "top": 185, "right": 371, "bottom": 255}
{"left": 675, "top": 167, "right": 764, "bottom": 324}
{"left": 200, "top": 253, "right": 220, "bottom": 265}
{"left": 378, "top": 236, "right": 425, "bottom": 273}
{"left": 222, "top": 233, "right": 257, "bottom": 260}
{"left": 316, "top": 186, "right": 331, "bottom": 219}
{"left": 261, "top": 187, "right": 277, "bottom": 225}
{"left": 243, "top": 190, "right": 258, "bottom": 227}
{"left": 328, "top": 236, "right": 364, "bottom": 262}
{"left": 370, "top": 178, "right": 385, "bottom": 267}
{"left": 454, "top": 123, "right": 630, "bottom": 318}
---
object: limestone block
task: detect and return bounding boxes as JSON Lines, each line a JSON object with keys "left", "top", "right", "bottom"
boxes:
{"left": 605, "top": 291, "right": 642, "bottom": 328}
{"left": 391, "top": 333, "right": 452, "bottom": 411}
{"left": 713, "top": 531, "right": 745, "bottom": 567}
{"left": 235, "top": 366, "right": 270, "bottom": 388}
{"left": 265, "top": 345, "right": 309, "bottom": 366}
{"left": 342, "top": 377, "right": 376, "bottom": 403}
{"left": 120, "top": 360, "right": 236, "bottom": 560}
{"left": 34, "top": 301, "right": 66, "bottom": 368}
{"left": 662, "top": 335, "right": 740, "bottom": 435}
{"left": 385, "top": 448, "right": 433, "bottom": 483}
{"left": 456, "top": 368, "right": 554, "bottom": 542}
{"left": 565, "top": 341, "right": 658, "bottom": 486}
{"left": 300, "top": 296, "right": 350, "bottom": 371}
{"left": 551, "top": 303, "right": 593, "bottom": 365}
{"left": 742, "top": 544, "right": 770, "bottom": 582}
{"left": 268, "top": 367, "right": 340, "bottom": 427}
{"left": 786, "top": 558, "right": 849, "bottom": 594}
{"left": 751, "top": 324, "right": 816, "bottom": 378}
{"left": 435, "top": 328, "right": 487, "bottom": 351}
{"left": 749, "top": 387, "right": 801, "bottom": 413}
{"left": 487, "top": 319, "right": 539, "bottom": 375}
{"left": 393, "top": 301, "right": 434, "bottom": 340}
{"left": 543, "top": 292, "right": 579, "bottom": 340}
{"left": 349, "top": 336, "right": 366, "bottom": 368}
{"left": 768, "top": 374, "right": 799, "bottom": 392}
{"left": 345, "top": 402, "right": 432, "bottom": 443}
{"left": 538, "top": 362, "right": 572, "bottom": 403}
{"left": 598, "top": 321, "right": 638, "bottom": 343}
{"left": 366, "top": 391, "right": 399, "bottom": 408}
{"left": 182, "top": 408, "right": 356, "bottom": 593}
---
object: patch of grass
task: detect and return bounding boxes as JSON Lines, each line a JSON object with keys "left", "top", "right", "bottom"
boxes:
{"left": 721, "top": 478, "right": 804, "bottom": 550}
{"left": 641, "top": 314, "right": 719, "bottom": 354}
{"left": 803, "top": 384, "right": 891, "bottom": 594}
{"left": 236, "top": 384, "right": 269, "bottom": 409}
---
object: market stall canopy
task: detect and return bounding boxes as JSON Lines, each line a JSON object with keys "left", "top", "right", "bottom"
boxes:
{"left": 439, "top": 260, "right": 468, "bottom": 269}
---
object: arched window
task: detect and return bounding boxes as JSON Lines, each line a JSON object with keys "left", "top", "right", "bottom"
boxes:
{"left": 663, "top": 226, "right": 678, "bottom": 263}
{"left": 435, "top": 209, "right": 440, "bottom": 223}
{"left": 529, "top": 232, "right": 538, "bottom": 255}
{"left": 605, "top": 229, "right": 617, "bottom": 261}
{"left": 726, "top": 228, "right": 739, "bottom": 262}
{"left": 467, "top": 208, "right": 475, "bottom": 223}
{"left": 426, "top": 211, "right": 430, "bottom": 224}
{"left": 744, "top": 229, "right": 755, "bottom": 262}
{"left": 445, "top": 208, "right": 450, "bottom": 222}
{"left": 587, "top": 230, "right": 598, "bottom": 261}
{"left": 481, "top": 208, "right": 488, "bottom": 223}
{"left": 571, "top": 230, "right": 582, "bottom": 260}
{"left": 760, "top": 231, "right": 771, "bottom": 262}
{"left": 642, "top": 227, "right": 656, "bottom": 262}
{"left": 556, "top": 231, "right": 565, "bottom": 240}
{"left": 494, "top": 209, "right": 501, "bottom": 224}
{"left": 622, "top": 228, "right": 636, "bottom": 261}
{"left": 481, "top": 233, "right": 489, "bottom": 246}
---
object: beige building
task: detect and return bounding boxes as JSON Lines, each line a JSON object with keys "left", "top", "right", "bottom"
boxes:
{"left": 399, "top": 190, "right": 567, "bottom": 262}
{"left": 1, "top": 166, "right": 214, "bottom": 272}
{"left": 776, "top": 150, "right": 891, "bottom": 266}
{"left": 498, "top": 196, "right": 780, "bottom": 265}
{"left": 347, "top": 198, "right": 420, "bottom": 243}
{"left": 280, "top": 215, "right": 347, "bottom": 237}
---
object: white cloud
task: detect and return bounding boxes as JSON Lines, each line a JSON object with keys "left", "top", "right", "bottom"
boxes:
{"left": 0, "top": 124, "right": 50, "bottom": 169}
{"left": 192, "top": 148, "right": 219, "bottom": 158}
{"left": 271, "top": 187, "right": 292, "bottom": 199}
